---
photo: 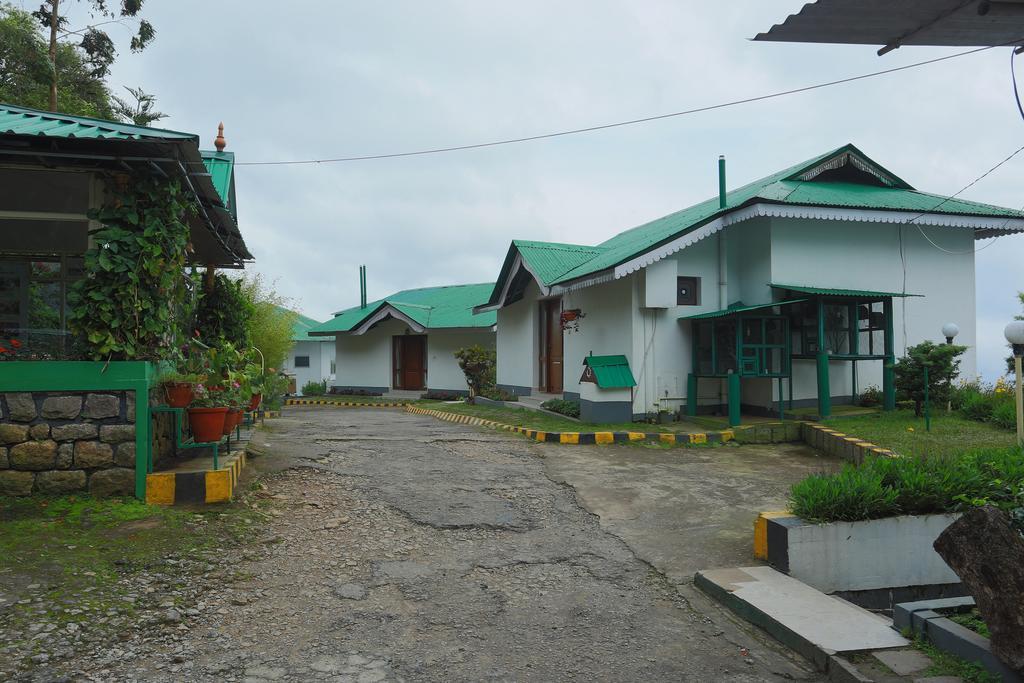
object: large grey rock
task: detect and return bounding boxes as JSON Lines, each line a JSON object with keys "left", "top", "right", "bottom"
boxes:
{"left": 114, "top": 442, "right": 136, "bottom": 468}
{"left": 100, "top": 424, "right": 135, "bottom": 444}
{"left": 41, "top": 396, "right": 82, "bottom": 420}
{"left": 88, "top": 468, "right": 134, "bottom": 497}
{"left": 83, "top": 394, "right": 120, "bottom": 419}
{"left": 9, "top": 440, "right": 58, "bottom": 470}
{"left": 29, "top": 423, "right": 50, "bottom": 440}
{"left": 5, "top": 393, "right": 36, "bottom": 422}
{"left": 74, "top": 441, "right": 114, "bottom": 468}
{"left": 51, "top": 423, "right": 98, "bottom": 441}
{"left": 36, "top": 470, "right": 87, "bottom": 494}
{"left": 0, "top": 423, "right": 30, "bottom": 444}
{"left": 56, "top": 443, "right": 73, "bottom": 469}
{"left": 0, "top": 470, "right": 34, "bottom": 496}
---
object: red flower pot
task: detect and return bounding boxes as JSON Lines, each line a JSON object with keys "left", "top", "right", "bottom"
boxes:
{"left": 187, "top": 407, "right": 228, "bottom": 443}
{"left": 223, "top": 408, "right": 242, "bottom": 435}
{"left": 164, "top": 383, "right": 194, "bottom": 408}
{"left": 248, "top": 393, "right": 262, "bottom": 411}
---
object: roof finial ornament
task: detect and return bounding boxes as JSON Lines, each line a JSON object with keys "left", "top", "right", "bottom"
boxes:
{"left": 214, "top": 122, "right": 226, "bottom": 152}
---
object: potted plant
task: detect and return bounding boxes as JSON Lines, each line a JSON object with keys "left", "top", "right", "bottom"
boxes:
{"left": 187, "top": 383, "right": 229, "bottom": 443}
{"left": 161, "top": 370, "right": 203, "bottom": 408}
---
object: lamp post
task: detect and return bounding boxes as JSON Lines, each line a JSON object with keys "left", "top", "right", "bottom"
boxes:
{"left": 942, "top": 323, "right": 959, "bottom": 412}
{"left": 1005, "top": 321, "right": 1024, "bottom": 448}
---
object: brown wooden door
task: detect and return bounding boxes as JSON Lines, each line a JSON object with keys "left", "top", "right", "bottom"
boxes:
{"left": 543, "top": 300, "right": 563, "bottom": 393}
{"left": 393, "top": 335, "right": 426, "bottom": 390}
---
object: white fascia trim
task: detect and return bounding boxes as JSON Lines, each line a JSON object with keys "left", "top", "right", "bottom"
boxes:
{"left": 351, "top": 305, "right": 425, "bottom": 336}
{"left": 481, "top": 252, "right": 554, "bottom": 311}
{"left": 613, "top": 203, "right": 1024, "bottom": 279}
{"left": 549, "top": 271, "right": 616, "bottom": 294}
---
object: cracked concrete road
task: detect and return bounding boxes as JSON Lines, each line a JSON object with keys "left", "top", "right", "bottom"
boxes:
{"left": 95, "top": 407, "right": 827, "bottom": 682}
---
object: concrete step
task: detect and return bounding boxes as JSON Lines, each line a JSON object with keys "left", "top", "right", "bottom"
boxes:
{"left": 696, "top": 565, "right": 909, "bottom": 671}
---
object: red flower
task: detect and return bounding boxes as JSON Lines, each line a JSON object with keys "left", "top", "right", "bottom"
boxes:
{"left": 0, "top": 346, "right": 9, "bottom": 354}
{"left": 9, "top": 339, "right": 21, "bottom": 349}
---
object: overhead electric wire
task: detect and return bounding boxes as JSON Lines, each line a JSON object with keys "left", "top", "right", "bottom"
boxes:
{"left": 235, "top": 43, "right": 1016, "bottom": 166}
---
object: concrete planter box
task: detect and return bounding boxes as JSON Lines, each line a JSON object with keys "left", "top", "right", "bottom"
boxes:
{"left": 766, "top": 512, "right": 961, "bottom": 595}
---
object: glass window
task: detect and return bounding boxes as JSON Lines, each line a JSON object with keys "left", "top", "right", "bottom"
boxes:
{"left": 0, "top": 256, "right": 81, "bottom": 357}
{"left": 294, "top": 355, "right": 310, "bottom": 368}
{"left": 677, "top": 276, "right": 700, "bottom": 306}
{"left": 714, "top": 320, "right": 737, "bottom": 374}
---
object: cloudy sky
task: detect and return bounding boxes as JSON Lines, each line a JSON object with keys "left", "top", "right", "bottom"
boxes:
{"left": 41, "top": 0, "right": 1024, "bottom": 380}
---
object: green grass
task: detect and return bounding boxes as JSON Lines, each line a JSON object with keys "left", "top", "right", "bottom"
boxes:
{"left": 913, "top": 635, "right": 999, "bottom": 683}
{"left": 302, "top": 394, "right": 421, "bottom": 404}
{"left": 823, "top": 409, "right": 1016, "bottom": 458}
{"left": 947, "top": 609, "right": 991, "bottom": 639}
{"left": 417, "top": 401, "right": 705, "bottom": 434}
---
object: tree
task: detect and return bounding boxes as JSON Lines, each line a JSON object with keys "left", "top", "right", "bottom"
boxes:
{"left": 32, "top": 0, "right": 155, "bottom": 111}
{"left": 238, "top": 275, "right": 298, "bottom": 373}
{"left": 894, "top": 340, "right": 967, "bottom": 417}
{"left": 0, "top": 4, "right": 114, "bottom": 117}
{"left": 112, "top": 85, "right": 165, "bottom": 126}
{"left": 454, "top": 345, "right": 496, "bottom": 401}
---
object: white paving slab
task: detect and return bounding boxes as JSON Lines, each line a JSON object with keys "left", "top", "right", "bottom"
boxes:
{"left": 698, "top": 565, "right": 909, "bottom": 654}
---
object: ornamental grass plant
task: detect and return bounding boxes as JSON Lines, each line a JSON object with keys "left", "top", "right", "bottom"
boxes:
{"left": 790, "top": 447, "right": 1024, "bottom": 523}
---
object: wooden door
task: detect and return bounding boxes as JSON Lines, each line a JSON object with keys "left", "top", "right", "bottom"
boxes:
{"left": 543, "top": 300, "right": 563, "bottom": 393}
{"left": 393, "top": 335, "right": 426, "bottom": 390}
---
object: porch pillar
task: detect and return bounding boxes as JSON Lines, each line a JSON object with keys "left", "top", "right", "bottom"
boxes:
{"left": 728, "top": 372, "right": 741, "bottom": 427}
{"left": 816, "top": 298, "right": 831, "bottom": 418}
{"left": 883, "top": 298, "right": 896, "bottom": 411}
{"left": 686, "top": 373, "right": 698, "bottom": 417}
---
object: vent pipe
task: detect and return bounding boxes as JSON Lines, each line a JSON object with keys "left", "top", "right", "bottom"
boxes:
{"left": 718, "top": 155, "right": 727, "bottom": 209}
{"left": 359, "top": 265, "right": 367, "bottom": 308}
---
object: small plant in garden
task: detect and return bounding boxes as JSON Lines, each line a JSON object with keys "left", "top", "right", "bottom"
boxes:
{"left": 858, "top": 385, "right": 882, "bottom": 407}
{"left": 301, "top": 380, "right": 327, "bottom": 396}
{"left": 454, "top": 344, "right": 496, "bottom": 400}
{"left": 541, "top": 398, "right": 581, "bottom": 418}
{"left": 894, "top": 340, "right": 967, "bottom": 417}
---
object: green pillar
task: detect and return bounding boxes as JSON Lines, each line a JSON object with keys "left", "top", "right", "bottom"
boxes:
{"left": 686, "top": 373, "right": 698, "bottom": 417}
{"left": 883, "top": 298, "right": 896, "bottom": 411}
{"left": 728, "top": 372, "right": 741, "bottom": 427}
{"left": 816, "top": 299, "right": 831, "bottom": 418}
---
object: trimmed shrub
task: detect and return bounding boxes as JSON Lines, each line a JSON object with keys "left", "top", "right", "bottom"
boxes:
{"left": 541, "top": 398, "right": 581, "bottom": 419}
{"left": 991, "top": 398, "right": 1017, "bottom": 431}
{"left": 859, "top": 385, "right": 882, "bottom": 407}
{"left": 479, "top": 387, "right": 519, "bottom": 402}
{"left": 301, "top": 380, "right": 327, "bottom": 396}
{"left": 421, "top": 390, "right": 464, "bottom": 401}
{"left": 961, "top": 392, "right": 996, "bottom": 423}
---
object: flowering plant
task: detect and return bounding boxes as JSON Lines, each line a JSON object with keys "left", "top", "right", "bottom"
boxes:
{"left": 189, "top": 383, "right": 226, "bottom": 409}
{"left": 0, "top": 336, "right": 22, "bottom": 358}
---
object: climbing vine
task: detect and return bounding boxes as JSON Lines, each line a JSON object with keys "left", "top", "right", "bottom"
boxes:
{"left": 67, "top": 174, "right": 195, "bottom": 360}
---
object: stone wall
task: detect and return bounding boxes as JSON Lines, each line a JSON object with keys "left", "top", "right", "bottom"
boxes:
{"left": 0, "top": 391, "right": 137, "bottom": 497}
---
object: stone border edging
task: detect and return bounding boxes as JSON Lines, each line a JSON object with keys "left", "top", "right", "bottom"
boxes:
{"left": 145, "top": 449, "right": 246, "bottom": 505}
{"left": 801, "top": 422, "right": 897, "bottom": 464}
{"left": 405, "top": 405, "right": 733, "bottom": 446}
{"left": 285, "top": 398, "right": 410, "bottom": 408}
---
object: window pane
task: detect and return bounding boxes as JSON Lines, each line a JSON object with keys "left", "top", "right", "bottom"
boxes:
{"left": 31, "top": 261, "right": 61, "bottom": 279}
{"left": 294, "top": 356, "right": 310, "bottom": 368}
{"left": 824, "top": 305, "right": 849, "bottom": 354}
{"left": 714, "top": 320, "right": 736, "bottom": 374}
{"left": 765, "top": 318, "right": 785, "bottom": 345}
{"left": 742, "top": 319, "right": 763, "bottom": 344}
{"left": 27, "top": 282, "right": 63, "bottom": 356}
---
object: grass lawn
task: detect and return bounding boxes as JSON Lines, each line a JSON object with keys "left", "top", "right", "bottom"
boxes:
{"left": 823, "top": 409, "right": 1016, "bottom": 457}
{"left": 297, "top": 394, "right": 420, "bottom": 404}
{"left": 417, "top": 400, "right": 708, "bottom": 434}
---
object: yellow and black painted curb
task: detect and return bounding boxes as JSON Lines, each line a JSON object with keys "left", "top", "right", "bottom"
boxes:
{"left": 285, "top": 398, "right": 410, "bottom": 408}
{"left": 145, "top": 450, "right": 246, "bottom": 506}
{"left": 405, "top": 405, "right": 733, "bottom": 446}
{"left": 800, "top": 422, "right": 897, "bottom": 464}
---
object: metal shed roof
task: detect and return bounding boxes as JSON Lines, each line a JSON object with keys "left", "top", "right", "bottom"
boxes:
{"left": 679, "top": 300, "right": 807, "bottom": 320}
{"left": 770, "top": 284, "right": 924, "bottom": 298}
{"left": 582, "top": 354, "right": 637, "bottom": 389}
{"left": 754, "top": 0, "right": 1024, "bottom": 50}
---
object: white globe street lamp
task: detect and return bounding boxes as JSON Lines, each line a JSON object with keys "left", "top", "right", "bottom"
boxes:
{"left": 942, "top": 323, "right": 960, "bottom": 345}
{"left": 1004, "top": 321, "right": 1024, "bottom": 447}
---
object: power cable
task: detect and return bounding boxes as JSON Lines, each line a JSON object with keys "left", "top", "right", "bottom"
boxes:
{"left": 234, "top": 44, "right": 1012, "bottom": 166}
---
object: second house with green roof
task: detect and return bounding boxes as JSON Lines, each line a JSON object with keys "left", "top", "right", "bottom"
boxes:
{"left": 282, "top": 310, "right": 337, "bottom": 395}
{"left": 308, "top": 283, "right": 496, "bottom": 395}
{"left": 475, "top": 144, "right": 1024, "bottom": 424}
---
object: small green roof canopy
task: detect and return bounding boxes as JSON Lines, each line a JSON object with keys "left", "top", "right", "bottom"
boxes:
{"left": 680, "top": 299, "right": 806, "bottom": 320}
{"left": 770, "top": 284, "right": 923, "bottom": 299}
{"left": 582, "top": 355, "right": 637, "bottom": 389}
{"left": 483, "top": 144, "right": 1024, "bottom": 307}
{"left": 289, "top": 311, "right": 327, "bottom": 342}
{"left": 0, "top": 103, "right": 251, "bottom": 266}
{"left": 310, "top": 283, "right": 496, "bottom": 336}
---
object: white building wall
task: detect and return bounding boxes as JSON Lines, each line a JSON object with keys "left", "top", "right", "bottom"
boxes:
{"left": 332, "top": 318, "right": 407, "bottom": 391}
{"left": 562, "top": 276, "right": 634, "bottom": 398}
{"left": 495, "top": 280, "right": 541, "bottom": 393}
{"left": 426, "top": 330, "right": 496, "bottom": 392}
{"left": 286, "top": 340, "right": 330, "bottom": 394}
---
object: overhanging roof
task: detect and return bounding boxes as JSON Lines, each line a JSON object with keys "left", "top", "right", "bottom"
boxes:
{"left": 770, "top": 284, "right": 924, "bottom": 298}
{"left": 582, "top": 354, "right": 637, "bottom": 389}
{"left": 679, "top": 299, "right": 806, "bottom": 320}
{"left": 754, "top": 0, "right": 1024, "bottom": 51}
{"left": 0, "top": 103, "right": 251, "bottom": 267}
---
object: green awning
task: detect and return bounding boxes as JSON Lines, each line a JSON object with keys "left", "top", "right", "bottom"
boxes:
{"left": 582, "top": 355, "right": 636, "bottom": 389}
{"left": 679, "top": 299, "right": 806, "bottom": 321}
{"left": 770, "top": 284, "right": 923, "bottom": 299}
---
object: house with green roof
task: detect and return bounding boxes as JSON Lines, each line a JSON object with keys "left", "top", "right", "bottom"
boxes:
{"left": 309, "top": 283, "right": 496, "bottom": 395}
{"left": 282, "top": 310, "right": 337, "bottom": 394}
{"left": 477, "top": 144, "right": 1024, "bottom": 424}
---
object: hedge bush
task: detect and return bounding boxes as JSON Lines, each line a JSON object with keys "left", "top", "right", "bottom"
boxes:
{"left": 541, "top": 398, "right": 581, "bottom": 419}
{"left": 790, "top": 447, "right": 1024, "bottom": 523}
{"left": 301, "top": 380, "right": 327, "bottom": 396}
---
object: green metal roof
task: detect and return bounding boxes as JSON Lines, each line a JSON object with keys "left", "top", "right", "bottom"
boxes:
{"left": 291, "top": 311, "right": 327, "bottom": 341}
{"left": 515, "top": 240, "right": 607, "bottom": 286}
{"left": 201, "top": 150, "right": 236, "bottom": 219}
{"left": 484, "top": 144, "right": 1024, "bottom": 301}
{"left": 0, "top": 103, "right": 196, "bottom": 142}
{"left": 679, "top": 299, "right": 807, "bottom": 320}
{"left": 770, "top": 284, "right": 923, "bottom": 298}
{"left": 583, "top": 354, "right": 636, "bottom": 389}
{"left": 310, "top": 283, "right": 497, "bottom": 335}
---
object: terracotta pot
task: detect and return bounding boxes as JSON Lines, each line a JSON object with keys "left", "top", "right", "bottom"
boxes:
{"left": 187, "top": 407, "right": 228, "bottom": 443}
{"left": 223, "top": 408, "right": 242, "bottom": 435}
{"left": 248, "top": 393, "right": 262, "bottom": 411}
{"left": 164, "top": 383, "right": 194, "bottom": 408}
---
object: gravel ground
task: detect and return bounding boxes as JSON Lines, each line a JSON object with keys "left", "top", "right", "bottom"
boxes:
{"left": 4, "top": 407, "right": 822, "bottom": 682}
